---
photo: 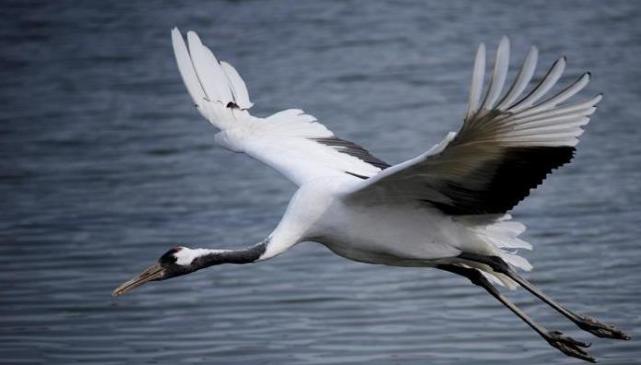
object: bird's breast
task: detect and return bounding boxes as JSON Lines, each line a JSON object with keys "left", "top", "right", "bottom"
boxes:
{"left": 312, "top": 200, "right": 461, "bottom": 265}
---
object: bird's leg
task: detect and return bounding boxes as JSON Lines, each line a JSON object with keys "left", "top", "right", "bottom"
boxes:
{"left": 457, "top": 253, "right": 630, "bottom": 340}
{"left": 437, "top": 264, "right": 595, "bottom": 363}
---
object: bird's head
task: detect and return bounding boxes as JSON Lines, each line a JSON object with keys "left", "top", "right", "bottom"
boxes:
{"left": 112, "top": 246, "right": 210, "bottom": 296}
{"left": 112, "top": 241, "right": 267, "bottom": 296}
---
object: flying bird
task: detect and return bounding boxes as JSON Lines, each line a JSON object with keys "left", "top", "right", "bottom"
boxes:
{"left": 114, "top": 29, "right": 630, "bottom": 362}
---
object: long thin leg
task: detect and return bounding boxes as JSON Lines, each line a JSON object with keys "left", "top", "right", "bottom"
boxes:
{"left": 458, "top": 252, "right": 630, "bottom": 340}
{"left": 438, "top": 264, "right": 595, "bottom": 363}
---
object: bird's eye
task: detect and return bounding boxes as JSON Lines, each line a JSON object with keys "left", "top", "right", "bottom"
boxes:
{"left": 160, "top": 247, "right": 182, "bottom": 265}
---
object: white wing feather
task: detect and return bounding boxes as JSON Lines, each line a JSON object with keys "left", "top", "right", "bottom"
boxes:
{"left": 186, "top": 31, "right": 235, "bottom": 105}
{"left": 220, "top": 61, "right": 253, "bottom": 109}
{"left": 466, "top": 43, "right": 486, "bottom": 120}
{"left": 171, "top": 30, "right": 207, "bottom": 111}
{"left": 496, "top": 46, "right": 538, "bottom": 109}
{"left": 171, "top": 28, "right": 385, "bottom": 186}
{"left": 479, "top": 36, "right": 510, "bottom": 112}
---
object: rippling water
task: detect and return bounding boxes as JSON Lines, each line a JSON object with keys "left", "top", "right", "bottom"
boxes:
{"left": 2, "top": 1, "right": 641, "bottom": 364}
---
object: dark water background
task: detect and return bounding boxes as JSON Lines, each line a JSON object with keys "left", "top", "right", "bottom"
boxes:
{"left": 2, "top": 1, "right": 641, "bottom": 364}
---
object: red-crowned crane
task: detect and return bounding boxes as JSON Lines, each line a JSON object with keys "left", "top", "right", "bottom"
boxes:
{"left": 114, "top": 29, "right": 630, "bottom": 362}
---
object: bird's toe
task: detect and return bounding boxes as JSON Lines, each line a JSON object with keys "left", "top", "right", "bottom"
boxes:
{"left": 576, "top": 314, "right": 631, "bottom": 340}
{"left": 546, "top": 330, "right": 595, "bottom": 363}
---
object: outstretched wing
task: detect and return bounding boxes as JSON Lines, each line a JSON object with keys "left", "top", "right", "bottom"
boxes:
{"left": 346, "top": 37, "right": 601, "bottom": 215}
{"left": 171, "top": 28, "right": 388, "bottom": 186}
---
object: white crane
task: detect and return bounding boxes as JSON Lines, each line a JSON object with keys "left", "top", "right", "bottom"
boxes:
{"left": 114, "top": 28, "right": 630, "bottom": 362}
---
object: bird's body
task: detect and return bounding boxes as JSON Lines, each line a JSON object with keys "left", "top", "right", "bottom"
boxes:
{"left": 113, "top": 28, "right": 630, "bottom": 362}
{"left": 270, "top": 178, "right": 490, "bottom": 267}
{"left": 275, "top": 178, "right": 458, "bottom": 264}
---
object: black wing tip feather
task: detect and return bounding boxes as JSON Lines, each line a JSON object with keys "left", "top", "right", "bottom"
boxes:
{"left": 431, "top": 146, "right": 575, "bottom": 215}
{"left": 312, "top": 137, "right": 391, "bottom": 170}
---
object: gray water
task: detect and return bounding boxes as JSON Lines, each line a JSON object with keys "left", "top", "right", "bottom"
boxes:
{"left": 2, "top": 1, "right": 641, "bottom": 364}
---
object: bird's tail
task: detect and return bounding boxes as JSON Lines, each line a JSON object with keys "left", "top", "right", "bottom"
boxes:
{"left": 463, "top": 214, "right": 533, "bottom": 289}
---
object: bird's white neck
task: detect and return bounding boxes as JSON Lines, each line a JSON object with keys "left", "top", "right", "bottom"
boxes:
{"left": 180, "top": 187, "right": 319, "bottom": 268}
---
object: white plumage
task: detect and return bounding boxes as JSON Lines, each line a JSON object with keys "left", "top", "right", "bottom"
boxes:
{"left": 113, "top": 29, "right": 629, "bottom": 363}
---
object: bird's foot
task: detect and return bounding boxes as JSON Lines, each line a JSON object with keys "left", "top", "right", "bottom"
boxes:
{"left": 575, "top": 314, "right": 631, "bottom": 340}
{"left": 545, "top": 330, "right": 595, "bottom": 363}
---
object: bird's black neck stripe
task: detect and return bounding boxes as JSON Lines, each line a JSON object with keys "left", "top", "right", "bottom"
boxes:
{"left": 194, "top": 240, "right": 268, "bottom": 269}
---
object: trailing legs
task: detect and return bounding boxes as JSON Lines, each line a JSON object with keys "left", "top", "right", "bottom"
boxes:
{"left": 458, "top": 252, "right": 630, "bottom": 341}
{"left": 437, "top": 264, "right": 595, "bottom": 362}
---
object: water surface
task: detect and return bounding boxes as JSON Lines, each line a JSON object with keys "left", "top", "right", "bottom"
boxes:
{"left": 2, "top": 1, "right": 641, "bottom": 364}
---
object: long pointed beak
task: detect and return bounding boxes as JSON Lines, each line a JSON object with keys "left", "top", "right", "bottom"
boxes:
{"left": 113, "top": 263, "right": 166, "bottom": 296}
